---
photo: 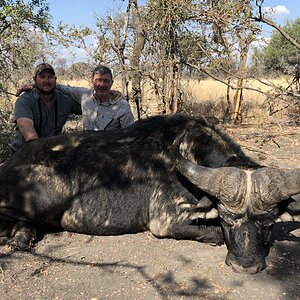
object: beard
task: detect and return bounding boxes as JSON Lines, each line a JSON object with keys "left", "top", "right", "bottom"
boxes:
{"left": 36, "top": 84, "right": 56, "bottom": 95}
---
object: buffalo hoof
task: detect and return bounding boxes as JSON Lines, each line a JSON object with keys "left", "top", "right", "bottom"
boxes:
{"left": 8, "top": 226, "right": 37, "bottom": 251}
{"left": 8, "top": 237, "right": 33, "bottom": 251}
{"left": 287, "top": 200, "right": 300, "bottom": 215}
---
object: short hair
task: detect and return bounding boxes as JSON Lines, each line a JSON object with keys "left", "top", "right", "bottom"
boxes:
{"left": 92, "top": 65, "right": 113, "bottom": 80}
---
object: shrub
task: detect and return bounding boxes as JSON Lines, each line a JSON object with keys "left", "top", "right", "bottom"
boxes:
{"left": 0, "top": 109, "right": 14, "bottom": 162}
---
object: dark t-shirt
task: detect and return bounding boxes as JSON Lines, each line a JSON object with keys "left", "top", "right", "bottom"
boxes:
{"left": 11, "top": 88, "right": 82, "bottom": 152}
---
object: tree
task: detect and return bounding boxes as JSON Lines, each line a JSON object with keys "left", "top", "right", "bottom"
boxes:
{"left": 140, "top": 0, "right": 189, "bottom": 114}
{"left": 58, "top": 0, "right": 298, "bottom": 123}
{"left": 127, "top": 0, "right": 145, "bottom": 119}
{"left": 0, "top": 0, "right": 51, "bottom": 93}
{"left": 259, "top": 18, "right": 300, "bottom": 73}
{"left": 55, "top": 0, "right": 262, "bottom": 121}
{"left": 250, "top": 1, "right": 300, "bottom": 119}
{"left": 65, "top": 61, "right": 93, "bottom": 80}
{"left": 0, "top": 0, "right": 51, "bottom": 160}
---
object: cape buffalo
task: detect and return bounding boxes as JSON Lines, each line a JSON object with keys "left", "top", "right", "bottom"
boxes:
{"left": 0, "top": 114, "right": 299, "bottom": 274}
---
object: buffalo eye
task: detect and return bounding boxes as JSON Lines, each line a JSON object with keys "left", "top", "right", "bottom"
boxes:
{"left": 255, "top": 219, "right": 275, "bottom": 229}
{"left": 219, "top": 214, "right": 235, "bottom": 226}
{"left": 253, "top": 209, "right": 278, "bottom": 229}
{"left": 218, "top": 204, "right": 238, "bottom": 226}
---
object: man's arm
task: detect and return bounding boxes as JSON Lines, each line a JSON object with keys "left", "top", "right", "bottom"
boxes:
{"left": 16, "top": 117, "right": 39, "bottom": 141}
{"left": 16, "top": 83, "right": 90, "bottom": 105}
{"left": 56, "top": 84, "right": 90, "bottom": 104}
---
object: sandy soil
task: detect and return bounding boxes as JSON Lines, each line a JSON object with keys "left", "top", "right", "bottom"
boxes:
{"left": 0, "top": 123, "right": 300, "bottom": 300}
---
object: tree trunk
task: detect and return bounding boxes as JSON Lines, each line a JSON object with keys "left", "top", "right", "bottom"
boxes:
{"left": 129, "top": 0, "right": 145, "bottom": 120}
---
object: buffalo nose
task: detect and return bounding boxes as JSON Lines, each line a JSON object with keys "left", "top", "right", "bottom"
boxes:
{"left": 225, "top": 255, "right": 266, "bottom": 274}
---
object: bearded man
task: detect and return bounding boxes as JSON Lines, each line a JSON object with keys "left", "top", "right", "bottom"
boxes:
{"left": 11, "top": 63, "right": 82, "bottom": 153}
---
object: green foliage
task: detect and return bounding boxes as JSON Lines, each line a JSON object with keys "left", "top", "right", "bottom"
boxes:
{"left": 0, "top": 117, "right": 14, "bottom": 162}
{"left": 0, "top": 97, "right": 14, "bottom": 161}
{"left": 0, "top": 0, "right": 52, "bottom": 91}
{"left": 0, "top": 0, "right": 50, "bottom": 30}
{"left": 262, "top": 18, "right": 300, "bottom": 72}
{"left": 0, "top": 0, "right": 52, "bottom": 161}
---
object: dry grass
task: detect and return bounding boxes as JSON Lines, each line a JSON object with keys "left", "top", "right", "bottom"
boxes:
{"left": 178, "top": 77, "right": 297, "bottom": 125}
{"left": 180, "top": 77, "right": 294, "bottom": 102}
{"left": 59, "top": 78, "right": 91, "bottom": 88}
{"left": 61, "top": 76, "right": 292, "bottom": 102}
{"left": 59, "top": 76, "right": 296, "bottom": 125}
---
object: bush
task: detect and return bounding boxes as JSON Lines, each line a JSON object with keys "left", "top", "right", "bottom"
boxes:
{"left": 0, "top": 109, "right": 14, "bottom": 162}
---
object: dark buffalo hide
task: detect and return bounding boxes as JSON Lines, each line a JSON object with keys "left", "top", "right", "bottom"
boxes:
{"left": 0, "top": 114, "right": 299, "bottom": 274}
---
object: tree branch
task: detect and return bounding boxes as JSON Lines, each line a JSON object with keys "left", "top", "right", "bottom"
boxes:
{"left": 253, "top": 17, "right": 300, "bottom": 51}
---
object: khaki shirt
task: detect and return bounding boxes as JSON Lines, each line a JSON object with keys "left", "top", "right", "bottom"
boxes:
{"left": 57, "top": 84, "right": 135, "bottom": 131}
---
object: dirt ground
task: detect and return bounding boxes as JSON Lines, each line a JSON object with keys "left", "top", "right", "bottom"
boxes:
{"left": 0, "top": 123, "right": 300, "bottom": 300}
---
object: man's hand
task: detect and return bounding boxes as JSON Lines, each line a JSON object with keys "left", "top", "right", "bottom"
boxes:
{"left": 16, "top": 83, "right": 35, "bottom": 97}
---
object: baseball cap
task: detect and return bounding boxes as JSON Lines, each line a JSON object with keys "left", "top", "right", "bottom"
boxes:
{"left": 34, "top": 63, "right": 55, "bottom": 76}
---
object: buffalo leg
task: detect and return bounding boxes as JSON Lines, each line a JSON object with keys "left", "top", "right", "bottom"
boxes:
{"left": 150, "top": 222, "right": 224, "bottom": 245}
{"left": 7, "top": 221, "right": 37, "bottom": 250}
{"left": 195, "top": 224, "right": 224, "bottom": 245}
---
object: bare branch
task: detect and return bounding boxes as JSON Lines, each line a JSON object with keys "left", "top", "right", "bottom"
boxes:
{"left": 253, "top": 17, "right": 300, "bottom": 51}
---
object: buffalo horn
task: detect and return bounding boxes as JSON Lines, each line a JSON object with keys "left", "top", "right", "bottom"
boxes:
{"left": 172, "top": 132, "right": 300, "bottom": 209}
{"left": 251, "top": 168, "right": 300, "bottom": 206}
{"left": 171, "top": 132, "right": 247, "bottom": 209}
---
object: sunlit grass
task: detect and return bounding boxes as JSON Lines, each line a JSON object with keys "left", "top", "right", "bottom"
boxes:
{"left": 59, "top": 76, "right": 295, "bottom": 123}
{"left": 59, "top": 79, "right": 91, "bottom": 88}
{"left": 61, "top": 76, "right": 293, "bottom": 104}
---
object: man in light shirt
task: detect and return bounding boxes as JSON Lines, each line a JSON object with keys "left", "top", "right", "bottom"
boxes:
{"left": 58, "top": 65, "right": 135, "bottom": 131}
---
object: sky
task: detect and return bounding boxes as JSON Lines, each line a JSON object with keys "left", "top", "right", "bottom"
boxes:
{"left": 46, "top": 0, "right": 300, "bottom": 63}
{"left": 48, "top": 0, "right": 131, "bottom": 28}
{"left": 259, "top": 0, "right": 299, "bottom": 35}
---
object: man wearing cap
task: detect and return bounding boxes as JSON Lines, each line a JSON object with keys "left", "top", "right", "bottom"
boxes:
{"left": 11, "top": 63, "right": 82, "bottom": 152}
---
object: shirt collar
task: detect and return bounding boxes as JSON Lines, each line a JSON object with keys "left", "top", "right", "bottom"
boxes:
{"left": 93, "top": 90, "right": 122, "bottom": 106}
{"left": 32, "top": 87, "right": 58, "bottom": 103}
